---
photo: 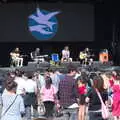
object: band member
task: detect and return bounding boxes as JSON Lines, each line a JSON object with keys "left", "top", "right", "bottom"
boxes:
{"left": 84, "top": 47, "right": 90, "bottom": 55}
{"left": 31, "top": 48, "right": 44, "bottom": 62}
{"left": 61, "top": 46, "right": 72, "bottom": 62}
{"left": 79, "top": 47, "right": 93, "bottom": 66}
{"left": 31, "top": 48, "right": 40, "bottom": 59}
{"left": 10, "top": 47, "right": 23, "bottom": 67}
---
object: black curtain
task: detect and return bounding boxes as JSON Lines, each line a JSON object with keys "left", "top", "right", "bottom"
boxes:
{"left": 111, "top": 2, "right": 120, "bottom": 65}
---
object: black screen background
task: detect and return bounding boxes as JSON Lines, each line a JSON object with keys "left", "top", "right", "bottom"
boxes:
{"left": 0, "top": 2, "right": 94, "bottom": 42}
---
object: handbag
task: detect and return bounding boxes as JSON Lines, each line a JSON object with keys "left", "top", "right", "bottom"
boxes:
{"left": 50, "top": 86, "right": 63, "bottom": 117}
{"left": 37, "top": 99, "right": 46, "bottom": 116}
{"left": 96, "top": 89, "right": 109, "bottom": 119}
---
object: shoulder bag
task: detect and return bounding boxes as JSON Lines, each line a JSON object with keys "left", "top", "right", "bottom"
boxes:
{"left": 96, "top": 89, "right": 109, "bottom": 119}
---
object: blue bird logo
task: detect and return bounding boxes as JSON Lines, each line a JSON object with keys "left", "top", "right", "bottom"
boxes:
{"left": 28, "top": 8, "right": 60, "bottom": 41}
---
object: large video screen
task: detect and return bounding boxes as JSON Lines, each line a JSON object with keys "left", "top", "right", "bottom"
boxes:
{"left": 0, "top": 2, "right": 94, "bottom": 42}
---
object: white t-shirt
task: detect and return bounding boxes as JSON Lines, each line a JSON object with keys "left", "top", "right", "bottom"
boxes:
{"left": 62, "top": 50, "right": 70, "bottom": 59}
{"left": 38, "top": 74, "right": 45, "bottom": 88}
{"left": 14, "top": 77, "right": 26, "bottom": 95}
{"left": 24, "top": 79, "right": 37, "bottom": 93}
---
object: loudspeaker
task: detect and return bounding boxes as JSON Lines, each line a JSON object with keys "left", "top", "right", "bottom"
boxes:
{"left": 99, "top": 52, "right": 108, "bottom": 63}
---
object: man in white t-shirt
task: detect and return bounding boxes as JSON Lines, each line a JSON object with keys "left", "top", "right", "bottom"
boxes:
{"left": 24, "top": 72, "right": 38, "bottom": 120}
{"left": 14, "top": 72, "right": 26, "bottom": 95}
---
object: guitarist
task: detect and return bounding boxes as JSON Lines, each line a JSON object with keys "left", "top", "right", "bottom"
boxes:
{"left": 10, "top": 47, "right": 23, "bottom": 67}
{"left": 79, "top": 48, "right": 91, "bottom": 65}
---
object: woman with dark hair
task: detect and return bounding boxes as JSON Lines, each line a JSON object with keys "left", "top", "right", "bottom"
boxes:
{"left": 86, "top": 75, "right": 108, "bottom": 120}
{"left": 40, "top": 77, "right": 58, "bottom": 118}
{"left": 1, "top": 78, "right": 25, "bottom": 120}
{"left": 77, "top": 76, "right": 87, "bottom": 120}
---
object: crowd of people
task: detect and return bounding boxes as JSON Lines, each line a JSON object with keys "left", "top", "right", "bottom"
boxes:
{"left": 0, "top": 65, "right": 120, "bottom": 120}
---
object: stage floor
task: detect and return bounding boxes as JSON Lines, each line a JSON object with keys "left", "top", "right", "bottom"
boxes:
{"left": 0, "top": 61, "right": 119, "bottom": 75}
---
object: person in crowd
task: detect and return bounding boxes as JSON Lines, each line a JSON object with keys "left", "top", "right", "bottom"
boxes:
{"left": 32, "top": 71, "right": 45, "bottom": 114}
{"left": 54, "top": 70, "right": 65, "bottom": 82}
{"left": 107, "top": 71, "right": 118, "bottom": 107}
{"left": 1, "top": 77, "right": 25, "bottom": 120}
{"left": 77, "top": 76, "right": 87, "bottom": 120}
{"left": 33, "top": 71, "right": 45, "bottom": 89}
{"left": 102, "top": 73, "right": 115, "bottom": 108}
{"left": 10, "top": 47, "right": 23, "bottom": 67}
{"left": 48, "top": 69, "right": 60, "bottom": 91}
{"left": 2, "top": 72, "right": 16, "bottom": 95}
{"left": 112, "top": 76, "right": 120, "bottom": 120}
{"left": 61, "top": 46, "right": 72, "bottom": 62}
{"left": 100, "top": 73, "right": 109, "bottom": 89}
{"left": 74, "top": 70, "right": 81, "bottom": 79}
{"left": 23, "top": 72, "right": 38, "bottom": 120}
{"left": 58, "top": 66, "right": 79, "bottom": 120}
{"left": 104, "top": 73, "right": 114, "bottom": 88}
{"left": 108, "top": 71, "right": 117, "bottom": 90}
{"left": 40, "top": 76, "right": 58, "bottom": 118}
{"left": 14, "top": 70, "right": 26, "bottom": 96}
{"left": 111, "top": 71, "right": 117, "bottom": 83}
{"left": 86, "top": 75, "right": 108, "bottom": 120}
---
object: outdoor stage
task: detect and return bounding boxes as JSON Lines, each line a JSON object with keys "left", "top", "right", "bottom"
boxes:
{"left": 0, "top": 61, "right": 119, "bottom": 75}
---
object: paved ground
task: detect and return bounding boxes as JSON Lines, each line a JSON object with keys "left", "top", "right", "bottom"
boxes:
{"left": 0, "top": 104, "right": 114, "bottom": 120}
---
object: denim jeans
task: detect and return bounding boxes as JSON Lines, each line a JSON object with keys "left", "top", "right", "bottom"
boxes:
{"left": 43, "top": 101, "right": 55, "bottom": 117}
{"left": 89, "top": 111, "right": 103, "bottom": 120}
{"left": 25, "top": 106, "right": 31, "bottom": 120}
